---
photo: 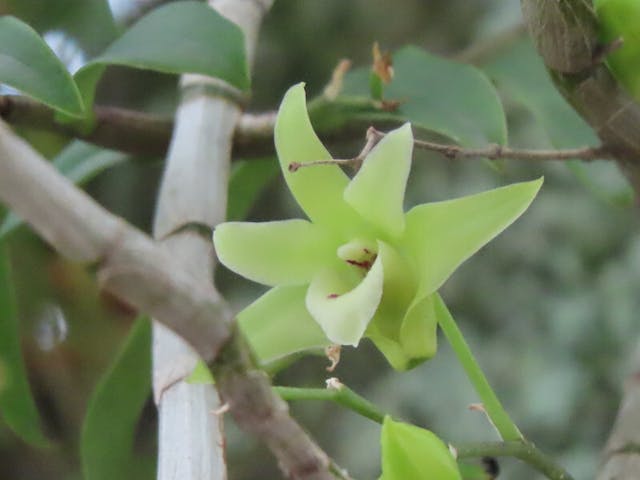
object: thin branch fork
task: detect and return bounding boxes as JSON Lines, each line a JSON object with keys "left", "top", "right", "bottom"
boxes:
{"left": 289, "top": 126, "right": 611, "bottom": 172}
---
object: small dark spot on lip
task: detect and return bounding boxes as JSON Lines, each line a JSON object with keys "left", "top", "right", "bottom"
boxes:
{"left": 346, "top": 259, "right": 372, "bottom": 270}
{"left": 327, "top": 293, "right": 339, "bottom": 299}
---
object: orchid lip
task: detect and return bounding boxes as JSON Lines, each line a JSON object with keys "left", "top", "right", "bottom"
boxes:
{"left": 337, "top": 238, "right": 379, "bottom": 273}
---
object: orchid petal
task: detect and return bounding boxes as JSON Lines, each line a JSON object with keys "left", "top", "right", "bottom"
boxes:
{"left": 368, "top": 292, "right": 438, "bottom": 371}
{"left": 239, "top": 285, "right": 330, "bottom": 364}
{"left": 363, "top": 242, "right": 436, "bottom": 371}
{"left": 214, "top": 219, "right": 335, "bottom": 286}
{"left": 275, "top": 83, "right": 363, "bottom": 235}
{"left": 306, "top": 255, "right": 384, "bottom": 346}
{"left": 344, "top": 124, "right": 413, "bottom": 238}
{"left": 403, "top": 178, "right": 543, "bottom": 295}
{"left": 398, "top": 293, "right": 438, "bottom": 362}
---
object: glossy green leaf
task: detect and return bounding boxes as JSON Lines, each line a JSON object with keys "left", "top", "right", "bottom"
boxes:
{"left": 343, "top": 46, "right": 507, "bottom": 146}
{"left": 214, "top": 220, "right": 337, "bottom": 286}
{"left": 275, "top": 83, "right": 364, "bottom": 236}
{"left": 0, "top": 141, "right": 129, "bottom": 241}
{"left": 75, "top": 1, "right": 249, "bottom": 112}
{"left": 306, "top": 253, "right": 384, "bottom": 346}
{"left": 5, "top": 0, "right": 117, "bottom": 56}
{"left": 484, "top": 39, "right": 595, "bottom": 149}
{"left": 0, "top": 16, "right": 83, "bottom": 115}
{"left": 239, "top": 285, "right": 329, "bottom": 364}
{"left": 344, "top": 124, "right": 412, "bottom": 238}
{"left": 380, "top": 416, "right": 461, "bottom": 480}
{"left": 227, "top": 158, "right": 279, "bottom": 221}
{"left": 81, "top": 317, "right": 151, "bottom": 480}
{"left": 0, "top": 244, "right": 48, "bottom": 446}
{"left": 403, "top": 179, "right": 543, "bottom": 297}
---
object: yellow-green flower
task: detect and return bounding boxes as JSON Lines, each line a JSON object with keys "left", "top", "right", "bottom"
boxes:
{"left": 214, "top": 83, "right": 541, "bottom": 370}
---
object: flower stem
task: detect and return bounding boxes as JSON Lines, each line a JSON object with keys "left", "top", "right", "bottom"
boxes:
{"left": 456, "top": 441, "right": 575, "bottom": 480}
{"left": 274, "top": 385, "right": 386, "bottom": 424}
{"left": 434, "top": 294, "right": 522, "bottom": 441}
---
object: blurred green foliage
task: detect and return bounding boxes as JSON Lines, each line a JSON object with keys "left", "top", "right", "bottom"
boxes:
{"left": 0, "top": 1, "right": 638, "bottom": 479}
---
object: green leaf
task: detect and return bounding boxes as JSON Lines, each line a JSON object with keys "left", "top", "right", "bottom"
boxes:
{"left": 275, "top": 83, "right": 365, "bottom": 237}
{"left": 484, "top": 39, "right": 595, "bottom": 149}
{"left": 185, "top": 360, "right": 215, "bottom": 385}
{"left": 403, "top": 179, "right": 543, "bottom": 297}
{"left": 214, "top": 220, "right": 337, "bottom": 287}
{"left": 239, "top": 285, "right": 329, "bottom": 364}
{"left": 0, "top": 141, "right": 129, "bottom": 241}
{"left": 0, "top": 244, "right": 48, "bottom": 447}
{"left": 227, "top": 158, "right": 279, "bottom": 221}
{"left": 344, "top": 123, "right": 412, "bottom": 238}
{"left": 366, "top": 242, "right": 436, "bottom": 371}
{"left": 380, "top": 416, "right": 461, "bottom": 480}
{"left": 0, "top": 16, "right": 84, "bottom": 115}
{"left": 484, "top": 38, "right": 632, "bottom": 205}
{"left": 343, "top": 46, "right": 507, "bottom": 146}
{"left": 81, "top": 317, "right": 152, "bottom": 480}
{"left": 75, "top": 1, "right": 249, "bottom": 112}
{"left": 5, "top": 0, "right": 117, "bottom": 56}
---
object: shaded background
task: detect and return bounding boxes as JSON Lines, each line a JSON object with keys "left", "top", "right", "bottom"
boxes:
{"left": 1, "top": 0, "right": 638, "bottom": 478}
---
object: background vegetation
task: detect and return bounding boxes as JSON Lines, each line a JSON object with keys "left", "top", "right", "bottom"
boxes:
{"left": 0, "top": 1, "right": 637, "bottom": 478}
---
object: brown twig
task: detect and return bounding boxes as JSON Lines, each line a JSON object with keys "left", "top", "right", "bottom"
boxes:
{"left": 0, "top": 95, "right": 172, "bottom": 157}
{"left": 0, "top": 95, "right": 282, "bottom": 159}
{"left": 289, "top": 127, "right": 611, "bottom": 171}
{"left": 409, "top": 135, "right": 609, "bottom": 162}
{"left": 289, "top": 126, "right": 381, "bottom": 172}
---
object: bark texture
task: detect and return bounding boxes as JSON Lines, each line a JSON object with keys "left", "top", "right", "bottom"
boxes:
{"left": 520, "top": 2, "right": 640, "bottom": 479}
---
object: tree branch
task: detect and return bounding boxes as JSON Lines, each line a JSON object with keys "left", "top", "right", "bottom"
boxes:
{"left": 290, "top": 126, "right": 610, "bottom": 172}
{"left": 0, "top": 119, "right": 336, "bottom": 479}
{"left": 0, "top": 94, "right": 284, "bottom": 159}
{"left": 596, "top": 352, "right": 640, "bottom": 480}
{"left": 0, "top": 95, "right": 172, "bottom": 157}
{"left": 521, "top": 0, "right": 640, "bottom": 195}
{"left": 520, "top": 2, "right": 640, "bottom": 479}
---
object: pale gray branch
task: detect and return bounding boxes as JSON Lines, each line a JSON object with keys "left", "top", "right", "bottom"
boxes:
{"left": 0, "top": 120, "right": 334, "bottom": 480}
{"left": 597, "top": 347, "right": 640, "bottom": 480}
{"left": 151, "top": 1, "right": 274, "bottom": 479}
{"left": 0, "top": 119, "right": 231, "bottom": 363}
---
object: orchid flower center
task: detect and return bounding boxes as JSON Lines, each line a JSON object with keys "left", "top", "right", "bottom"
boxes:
{"left": 337, "top": 238, "right": 378, "bottom": 274}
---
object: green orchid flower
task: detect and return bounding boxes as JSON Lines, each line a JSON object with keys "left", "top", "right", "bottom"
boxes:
{"left": 379, "top": 416, "right": 461, "bottom": 480}
{"left": 214, "top": 83, "right": 542, "bottom": 370}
